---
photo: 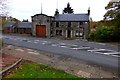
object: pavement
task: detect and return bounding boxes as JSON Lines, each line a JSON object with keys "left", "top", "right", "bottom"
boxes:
{"left": 3, "top": 44, "right": 118, "bottom": 78}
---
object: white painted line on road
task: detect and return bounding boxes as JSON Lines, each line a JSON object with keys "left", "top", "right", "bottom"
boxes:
{"left": 34, "top": 42, "right": 38, "bottom": 44}
{"left": 96, "top": 43, "right": 106, "bottom": 45}
{"left": 27, "top": 41, "right": 31, "bottom": 43}
{"left": 59, "top": 43, "right": 66, "bottom": 45}
{"left": 89, "top": 42, "right": 94, "bottom": 43}
{"left": 69, "top": 44, "right": 78, "bottom": 46}
{"left": 15, "top": 49, "right": 24, "bottom": 52}
{"left": 28, "top": 52, "right": 39, "bottom": 55}
{"left": 59, "top": 46, "right": 68, "bottom": 48}
{"left": 111, "top": 55, "right": 120, "bottom": 57}
{"left": 70, "top": 47, "right": 91, "bottom": 50}
{"left": 51, "top": 44, "right": 58, "bottom": 46}
{"left": 70, "top": 48, "right": 78, "bottom": 50}
{"left": 41, "top": 41, "right": 48, "bottom": 43}
{"left": 34, "top": 40, "right": 39, "bottom": 42}
{"left": 41, "top": 43, "right": 46, "bottom": 44}
{"left": 88, "top": 49, "right": 108, "bottom": 52}
{"left": 103, "top": 52, "right": 119, "bottom": 55}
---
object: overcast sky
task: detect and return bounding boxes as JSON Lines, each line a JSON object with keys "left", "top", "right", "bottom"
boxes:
{"left": 9, "top": 0, "right": 110, "bottom": 21}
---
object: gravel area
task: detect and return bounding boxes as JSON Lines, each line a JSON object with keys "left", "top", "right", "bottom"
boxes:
{"left": 2, "top": 44, "right": 119, "bottom": 78}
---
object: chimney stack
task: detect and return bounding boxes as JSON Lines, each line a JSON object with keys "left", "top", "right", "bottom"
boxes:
{"left": 88, "top": 7, "right": 90, "bottom": 15}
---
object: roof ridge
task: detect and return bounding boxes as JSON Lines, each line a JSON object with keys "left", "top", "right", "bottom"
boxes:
{"left": 59, "top": 13, "right": 87, "bottom": 15}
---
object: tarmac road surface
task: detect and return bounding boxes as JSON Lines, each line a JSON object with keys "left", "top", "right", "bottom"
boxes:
{"left": 3, "top": 34, "right": 120, "bottom": 70}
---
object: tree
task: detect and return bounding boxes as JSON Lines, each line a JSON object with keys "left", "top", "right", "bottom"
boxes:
{"left": 54, "top": 9, "right": 59, "bottom": 16}
{"left": 104, "top": 0, "right": 120, "bottom": 19}
{"left": 0, "top": 0, "right": 9, "bottom": 16}
{"left": 104, "top": 0, "right": 120, "bottom": 41}
{"left": 63, "top": 2, "right": 74, "bottom": 14}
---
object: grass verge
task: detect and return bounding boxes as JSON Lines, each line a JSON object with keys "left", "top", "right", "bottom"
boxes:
{"left": 5, "top": 60, "right": 85, "bottom": 79}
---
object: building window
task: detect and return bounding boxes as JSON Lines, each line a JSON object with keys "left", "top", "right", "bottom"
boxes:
{"left": 80, "top": 22, "right": 83, "bottom": 25}
{"left": 75, "top": 30, "right": 83, "bottom": 37}
{"left": 85, "top": 22, "right": 88, "bottom": 24}
{"left": 56, "top": 22, "right": 59, "bottom": 27}
{"left": 50, "top": 23, "right": 52, "bottom": 26}
{"left": 56, "top": 30, "right": 62, "bottom": 36}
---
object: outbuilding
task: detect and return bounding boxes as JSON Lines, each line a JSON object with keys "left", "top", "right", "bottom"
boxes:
{"left": 3, "top": 22, "right": 16, "bottom": 33}
{"left": 17, "top": 22, "right": 32, "bottom": 34}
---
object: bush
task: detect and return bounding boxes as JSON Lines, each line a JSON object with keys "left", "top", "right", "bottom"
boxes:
{"left": 89, "top": 26, "right": 115, "bottom": 42}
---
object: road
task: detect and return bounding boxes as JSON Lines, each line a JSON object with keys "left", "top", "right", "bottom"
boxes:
{"left": 3, "top": 34, "right": 120, "bottom": 69}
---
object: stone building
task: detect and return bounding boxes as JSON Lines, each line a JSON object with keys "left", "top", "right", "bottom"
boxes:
{"left": 31, "top": 14, "right": 54, "bottom": 37}
{"left": 52, "top": 9, "right": 90, "bottom": 39}
{"left": 31, "top": 8, "right": 90, "bottom": 39}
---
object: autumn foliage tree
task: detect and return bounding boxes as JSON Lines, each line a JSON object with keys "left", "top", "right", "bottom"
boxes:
{"left": 89, "top": 0, "right": 120, "bottom": 42}
{"left": 104, "top": 0, "right": 120, "bottom": 41}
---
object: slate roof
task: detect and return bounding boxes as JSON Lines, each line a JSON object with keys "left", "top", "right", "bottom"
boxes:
{"left": 18, "top": 22, "right": 32, "bottom": 28}
{"left": 54, "top": 14, "right": 89, "bottom": 22}
{"left": 4, "top": 22, "right": 16, "bottom": 27}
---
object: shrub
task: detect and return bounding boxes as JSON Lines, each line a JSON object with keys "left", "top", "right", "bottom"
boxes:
{"left": 89, "top": 26, "right": 115, "bottom": 42}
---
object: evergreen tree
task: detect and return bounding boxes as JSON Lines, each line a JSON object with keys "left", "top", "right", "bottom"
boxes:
{"left": 63, "top": 2, "right": 74, "bottom": 14}
{"left": 54, "top": 9, "right": 59, "bottom": 16}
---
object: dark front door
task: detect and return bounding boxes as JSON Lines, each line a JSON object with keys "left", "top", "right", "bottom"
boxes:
{"left": 67, "top": 30, "right": 71, "bottom": 38}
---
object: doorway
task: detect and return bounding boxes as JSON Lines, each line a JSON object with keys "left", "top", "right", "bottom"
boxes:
{"left": 67, "top": 30, "right": 71, "bottom": 38}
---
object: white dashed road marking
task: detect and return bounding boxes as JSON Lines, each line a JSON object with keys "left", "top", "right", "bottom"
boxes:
{"left": 51, "top": 44, "right": 58, "bottom": 46}
{"left": 41, "top": 41, "right": 48, "bottom": 43}
{"left": 96, "top": 43, "right": 106, "bottom": 45}
{"left": 88, "top": 49, "right": 108, "bottom": 52}
{"left": 103, "top": 52, "right": 119, "bottom": 55}
{"left": 34, "top": 40, "right": 39, "bottom": 42}
{"left": 70, "top": 47, "right": 91, "bottom": 50}
{"left": 41, "top": 43, "right": 46, "bottom": 44}
{"left": 59, "top": 45, "right": 68, "bottom": 48}
{"left": 27, "top": 41, "right": 31, "bottom": 43}
{"left": 34, "top": 42, "right": 38, "bottom": 43}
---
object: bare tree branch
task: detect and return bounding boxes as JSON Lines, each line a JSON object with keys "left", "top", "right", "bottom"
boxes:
{"left": 0, "top": 0, "right": 9, "bottom": 16}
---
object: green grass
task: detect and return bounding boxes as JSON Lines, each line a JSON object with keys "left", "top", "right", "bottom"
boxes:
{"left": 5, "top": 61, "right": 85, "bottom": 79}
